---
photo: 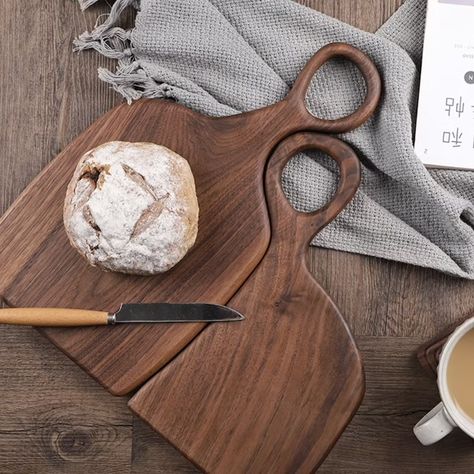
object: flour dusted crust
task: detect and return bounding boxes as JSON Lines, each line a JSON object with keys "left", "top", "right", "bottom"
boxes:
{"left": 64, "top": 141, "right": 199, "bottom": 275}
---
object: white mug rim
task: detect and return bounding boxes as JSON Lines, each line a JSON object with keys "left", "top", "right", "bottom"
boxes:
{"left": 438, "top": 317, "right": 474, "bottom": 437}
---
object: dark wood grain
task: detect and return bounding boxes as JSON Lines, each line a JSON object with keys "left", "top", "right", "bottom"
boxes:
{"left": 5, "top": 1, "right": 474, "bottom": 473}
{"left": 131, "top": 418, "right": 198, "bottom": 474}
{"left": 129, "top": 132, "right": 364, "bottom": 472}
{"left": 0, "top": 298, "right": 133, "bottom": 473}
{"left": 0, "top": 98, "right": 273, "bottom": 396}
{"left": 0, "top": 43, "right": 380, "bottom": 396}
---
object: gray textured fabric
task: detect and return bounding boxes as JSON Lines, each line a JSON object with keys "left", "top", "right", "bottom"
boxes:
{"left": 76, "top": 0, "right": 474, "bottom": 279}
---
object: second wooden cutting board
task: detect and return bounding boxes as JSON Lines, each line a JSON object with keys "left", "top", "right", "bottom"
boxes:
{"left": 130, "top": 132, "right": 365, "bottom": 473}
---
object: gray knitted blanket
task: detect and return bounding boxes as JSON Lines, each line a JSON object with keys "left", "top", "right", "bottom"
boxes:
{"left": 76, "top": 0, "right": 474, "bottom": 279}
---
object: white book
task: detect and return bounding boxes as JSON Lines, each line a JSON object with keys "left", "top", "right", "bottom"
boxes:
{"left": 414, "top": 0, "right": 474, "bottom": 169}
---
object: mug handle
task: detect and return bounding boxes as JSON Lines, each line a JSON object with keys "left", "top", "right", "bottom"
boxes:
{"left": 413, "top": 402, "right": 456, "bottom": 446}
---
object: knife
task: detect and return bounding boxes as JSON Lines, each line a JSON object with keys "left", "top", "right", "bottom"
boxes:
{"left": 0, "top": 303, "right": 245, "bottom": 327}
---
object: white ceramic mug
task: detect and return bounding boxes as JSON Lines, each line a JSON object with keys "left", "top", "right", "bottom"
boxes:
{"left": 414, "top": 318, "right": 474, "bottom": 445}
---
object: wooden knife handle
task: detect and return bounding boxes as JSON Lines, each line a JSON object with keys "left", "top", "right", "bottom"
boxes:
{"left": 0, "top": 308, "right": 110, "bottom": 326}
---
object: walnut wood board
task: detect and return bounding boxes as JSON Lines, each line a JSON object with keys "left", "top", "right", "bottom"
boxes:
{"left": 130, "top": 133, "right": 365, "bottom": 473}
{"left": 0, "top": 98, "right": 275, "bottom": 396}
{"left": 0, "top": 43, "right": 380, "bottom": 397}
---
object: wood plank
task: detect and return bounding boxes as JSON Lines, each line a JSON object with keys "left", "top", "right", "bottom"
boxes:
{"left": 320, "top": 413, "right": 474, "bottom": 473}
{"left": 0, "top": 0, "right": 133, "bottom": 215}
{"left": 311, "top": 250, "right": 474, "bottom": 338}
{"left": 131, "top": 419, "right": 198, "bottom": 474}
{"left": 0, "top": 299, "right": 132, "bottom": 473}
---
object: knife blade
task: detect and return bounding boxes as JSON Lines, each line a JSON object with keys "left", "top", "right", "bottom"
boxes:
{"left": 0, "top": 303, "right": 244, "bottom": 327}
{"left": 111, "top": 303, "right": 244, "bottom": 324}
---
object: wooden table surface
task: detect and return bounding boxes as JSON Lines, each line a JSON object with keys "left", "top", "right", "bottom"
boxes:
{"left": 1, "top": 0, "right": 474, "bottom": 472}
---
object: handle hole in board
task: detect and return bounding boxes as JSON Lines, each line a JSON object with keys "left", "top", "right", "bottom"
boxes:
{"left": 305, "top": 58, "right": 367, "bottom": 122}
{"left": 281, "top": 151, "right": 340, "bottom": 214}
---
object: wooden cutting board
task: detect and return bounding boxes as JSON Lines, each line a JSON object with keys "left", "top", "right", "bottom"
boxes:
{"left": 129, "top": 132, "right": 365, "bottom": 473}
{"left": 0, "top": 99, "right": 271, "bottom": 396}
{"left": 0, "top": 43, "right": 380, "bottom": 396}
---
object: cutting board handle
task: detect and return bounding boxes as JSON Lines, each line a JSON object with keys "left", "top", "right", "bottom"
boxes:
{"left": 266, "top": 131, "right": 360, "bottom": 247}
{"left": 286, "top": 42, "right": 382, "bottom": 134}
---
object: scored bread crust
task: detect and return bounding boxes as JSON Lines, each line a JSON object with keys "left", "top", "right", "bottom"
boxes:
{"left": 64, "top": 141, "right": 199, "bottom": 275}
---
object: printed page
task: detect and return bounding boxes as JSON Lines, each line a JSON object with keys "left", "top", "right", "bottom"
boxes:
{"left": 415, "top": 0, "right": 474, "bottom": 169}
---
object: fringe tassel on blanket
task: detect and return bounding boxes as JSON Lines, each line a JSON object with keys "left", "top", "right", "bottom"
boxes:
{"left": 75, "top": 0, "right": 166, "bottom": 103}
{"left": 78, "top": 0, "right": 101, "bottom": 11}
{"left": 98, "top": 66, "right": 176, "bottom": 103}
{"left": 74, "top": 0, "right": 138, "bottom": 59}
{"left": 75, "top": 0, "right": 173, "bottom": 103}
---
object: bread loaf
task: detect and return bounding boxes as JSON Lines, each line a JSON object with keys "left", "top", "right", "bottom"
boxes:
{"left": 64, "top": 141, "right": 199, "bottom": 275}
